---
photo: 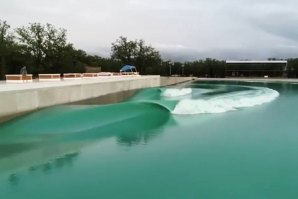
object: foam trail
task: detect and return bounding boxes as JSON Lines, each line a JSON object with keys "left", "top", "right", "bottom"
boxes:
{"left": 172, "top": 87, "right": 279, "bottom": 115}
{"left": 162, "top": 88, "right": 192, "bottom": 98}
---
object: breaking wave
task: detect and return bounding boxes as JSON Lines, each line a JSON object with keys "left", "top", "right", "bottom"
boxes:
{"left": 162, "top": 88, "right": 192, "bottom": 97}
{"left": 0, "top": 84, "right": 280, "bottom": 142}
{"left": 172, "top": 87, "right": 279, "bottom": 115}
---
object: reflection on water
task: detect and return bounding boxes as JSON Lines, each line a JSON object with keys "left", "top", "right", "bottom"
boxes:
{"left": 0, "top": 100, "right": 172, "bottom": 176}
{"left": 7, "top": 152, "right": 79, "bottom": 187}
{"left": 8, "top": 174, "right": 19, "bottom": 186}
{"left": 28, "top": 152, "right": 79, "bottom": 175}
{"left": 116, "top": 128, "right": 163, "bottom": 146}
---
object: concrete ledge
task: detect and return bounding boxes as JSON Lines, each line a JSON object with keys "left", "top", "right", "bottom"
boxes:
{"left": 0, "top": 76, "right": 193, "bottom": 119}
{"left": 5, "top": 74, "right": 33, "bottom": 83}
{"left": 82, "top": 73, "right": 100, "bottom": 78}
{"left": 38, "top": 74, "right": 61, "bottom": 81}
{"left": 0, "top": 76, "right": 160, "bottom": 117}
{"left": 63, "top": 73, "right": 82, "bottom": 80}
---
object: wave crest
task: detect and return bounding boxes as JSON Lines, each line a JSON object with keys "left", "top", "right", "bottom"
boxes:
{"left": 172, "top": 87, "right": 279, "bottom": 115}
{"left": 162, "top": 88, "right": 192, "bottom": 97}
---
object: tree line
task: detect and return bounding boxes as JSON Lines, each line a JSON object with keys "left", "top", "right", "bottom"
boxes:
{"left": 1, "top": 19, "right": 298, "bottom": 80}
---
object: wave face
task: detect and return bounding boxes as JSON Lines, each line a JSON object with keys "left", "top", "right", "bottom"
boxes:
{"left": 172, "top": 86, "right": 279, "bottom": 115}
{"left": 0, "top": 83, "right": 280, "bottom": 143}
{"left": 128, "top": 84, "right": 279, "bottom": 115}
{"left": 0, "top": 102, "right": 171, "bottom": 145}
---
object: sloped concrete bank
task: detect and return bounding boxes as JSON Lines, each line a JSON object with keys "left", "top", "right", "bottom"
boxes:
{"left": 0, "top": 76, "right": 193, "bottom": 119}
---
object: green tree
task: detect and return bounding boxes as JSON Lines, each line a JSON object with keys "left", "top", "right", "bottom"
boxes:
{"left": 0, "top": 20, "right": 15, "bottom": 79}
{"left": 287, "top": 58, "right": 298, "bottom": 78}
{"left": 135, "top": 39, "right": 161, "bottom": 74}
{"left": 111, "top": 36, "right": 137, "bottom": 65}
{"left": 111, "top": 36, "right": 161, "bottom": 74}
{"left": 55, "top": 44, "right": 85, "bottom": 73}
{"left": 16, "top": 23, "right": 68, "bottom": 73}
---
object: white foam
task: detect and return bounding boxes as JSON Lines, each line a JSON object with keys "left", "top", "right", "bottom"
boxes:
{"left": 172, "top": 87, "right": 279, "bottom": 115}
{"left": 162, "top": 88, "right": 192, "bottom": 97}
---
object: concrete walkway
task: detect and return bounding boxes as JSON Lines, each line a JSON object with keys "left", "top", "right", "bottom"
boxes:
{"left": 0, "top": 76, "right": 158, "bottom": 92}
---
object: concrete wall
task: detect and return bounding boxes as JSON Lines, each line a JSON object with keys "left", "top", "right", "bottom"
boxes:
{"left": 0, "top": 76, "right": 193, "bottom": 119}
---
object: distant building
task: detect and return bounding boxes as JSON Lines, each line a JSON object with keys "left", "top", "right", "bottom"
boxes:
{"left": 225, "top": 60, "right": 288, "bottom": 78}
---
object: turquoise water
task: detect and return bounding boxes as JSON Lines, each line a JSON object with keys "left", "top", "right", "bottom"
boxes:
{"left": 1, "top": 80, "right": 298, "bottom": 198}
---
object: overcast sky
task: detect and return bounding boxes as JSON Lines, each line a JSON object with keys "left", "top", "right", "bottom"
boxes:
{"left": 1, "top": 0, "right": 298, "bottom": 61}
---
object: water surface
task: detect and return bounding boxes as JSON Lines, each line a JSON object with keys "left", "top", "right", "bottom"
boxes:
{"left": 0, "top": 80, "right": 298, "bottom": 198}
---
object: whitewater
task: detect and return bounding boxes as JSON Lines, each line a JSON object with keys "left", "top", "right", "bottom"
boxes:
{"left": 162, "top": 86, "right": 279, "bottom": 115}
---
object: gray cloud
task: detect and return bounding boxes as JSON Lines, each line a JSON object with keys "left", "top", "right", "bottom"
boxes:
{"left": 1, "top": 0, "right": 298, "bottom": 60}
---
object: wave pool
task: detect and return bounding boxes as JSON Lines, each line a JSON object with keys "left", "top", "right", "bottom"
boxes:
{"left": 0, "top": 80, "right": 298, "bottom": 198}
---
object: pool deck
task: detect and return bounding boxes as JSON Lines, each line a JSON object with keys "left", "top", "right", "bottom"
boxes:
{"left": 0, "top": 76, "right": 193, "bottom": 119}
